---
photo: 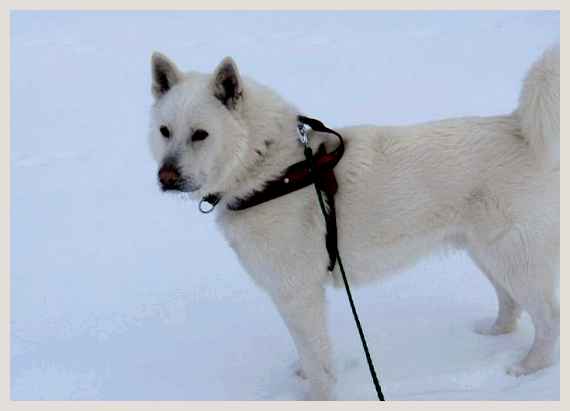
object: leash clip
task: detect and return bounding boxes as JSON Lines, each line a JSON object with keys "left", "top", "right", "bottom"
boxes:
{"left": 297, "top": 122, "right": 310, "bottom": 147}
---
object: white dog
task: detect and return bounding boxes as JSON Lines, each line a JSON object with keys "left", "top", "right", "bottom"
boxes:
{"left": 148, "top": 46, "right": 559, "bottom": 400}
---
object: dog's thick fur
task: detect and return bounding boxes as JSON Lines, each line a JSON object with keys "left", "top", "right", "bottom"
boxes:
{"left": 148, "top": 46, "right": 560, "bottom": 400}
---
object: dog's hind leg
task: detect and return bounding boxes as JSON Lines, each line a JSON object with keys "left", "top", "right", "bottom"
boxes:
{"left": 468, "top": 223, "right": 559, "bottom": 376}
{"left": 271, "top": 283, "right": 335, "bottom": 400}
{"left": 469, "top": 250, "right": 522, "bottom": 335}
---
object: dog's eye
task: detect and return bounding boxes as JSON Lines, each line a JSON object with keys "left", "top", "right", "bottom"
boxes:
{"left": 191, "top": 129, "right": 209, "bottom": 142}
{"left": 159, "top": 126, "right": 170, "bottom": 138}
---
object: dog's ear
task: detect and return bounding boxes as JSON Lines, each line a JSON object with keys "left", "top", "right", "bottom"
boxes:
{"left": 211, "top": 57, "right": 242, "bottom": 110}
{"left": 151, "top": 52, "right": 182, "bottom": 99}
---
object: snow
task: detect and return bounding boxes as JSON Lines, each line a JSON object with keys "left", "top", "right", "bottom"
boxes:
{"left": 11, "top": 11, "right": 559, "bottom": 400}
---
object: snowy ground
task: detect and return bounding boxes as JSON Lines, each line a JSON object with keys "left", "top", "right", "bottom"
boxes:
{"left": 11, "top": 11, "right": 559, "bottom": 400}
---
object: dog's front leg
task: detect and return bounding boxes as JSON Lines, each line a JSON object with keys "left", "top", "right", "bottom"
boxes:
{"left": 272, "top": 284, "right": 336, "bottom": 400}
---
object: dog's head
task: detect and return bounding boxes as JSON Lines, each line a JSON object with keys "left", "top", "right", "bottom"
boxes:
{"left": 148, "top": 53, "right": 253, "bottom": 199}
{"left": 148, "top": 53, "right": 301, "bottom": 203}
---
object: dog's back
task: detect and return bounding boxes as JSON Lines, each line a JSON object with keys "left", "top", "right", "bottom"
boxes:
{"left": 331, "top": 46, "right": 559, "bottom": 281}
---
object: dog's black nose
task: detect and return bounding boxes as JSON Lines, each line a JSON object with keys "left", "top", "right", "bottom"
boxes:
{"left": 158, "top": 164, "right": 181, "bottom": 189}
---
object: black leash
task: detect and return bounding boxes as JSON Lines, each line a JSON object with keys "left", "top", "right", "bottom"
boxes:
{"left": 298, "top": 115, "right": 385, "bottom": 401}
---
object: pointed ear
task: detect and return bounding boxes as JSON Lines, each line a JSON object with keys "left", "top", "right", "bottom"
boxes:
{"left": 151, "top": 52, "right": 182, "bottom": 99}
{"left": 211, "top": 57, "right": 243, "bottom": 109}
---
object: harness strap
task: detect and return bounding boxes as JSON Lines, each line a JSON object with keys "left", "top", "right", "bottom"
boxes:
{"left": 226, "top": 143, "right": 341, "bottom": 211}
{"left": 300, "top": 115, "right": 385, "bottom": 401}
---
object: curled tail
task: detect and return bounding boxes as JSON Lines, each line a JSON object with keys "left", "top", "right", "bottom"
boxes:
{"left": 515, "top": 45, "right": 560, "bottom": 168}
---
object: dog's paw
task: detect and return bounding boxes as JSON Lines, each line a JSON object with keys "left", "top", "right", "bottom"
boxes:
{"left": 295, "top": 367, "right": 307, "bottom": 380}
{"left": 506, "top": 363, "right": 533, "bottom": 377}
{"left": 474, "top": 318, "right": 515, "bottom": 336}
{"left": 290, "top": 360, "right": 307, "bottom": 380}
{"left": 302, "top": 389, "right": 336, "bottom": 401}
{"left": 506, "top": 361, "right": 551, "bottom": 377}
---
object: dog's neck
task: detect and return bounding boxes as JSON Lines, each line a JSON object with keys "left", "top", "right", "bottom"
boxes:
{"left": 205, "top": 79, "right": 315, "bottom": 207}
{"left": 217, "top": 124, "right": 305, "bottom": 207}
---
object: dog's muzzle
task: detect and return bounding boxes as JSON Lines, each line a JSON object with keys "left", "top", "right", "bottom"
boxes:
{"left": 158, "top": 162, "right": 200, "bottom": 192}
{"left": 158, "top": 163, "right": 182, "bottom": 191}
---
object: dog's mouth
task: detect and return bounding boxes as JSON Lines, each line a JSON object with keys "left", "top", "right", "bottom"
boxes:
{"left": 159, "top": 179, "right": 200, "bottom": 193}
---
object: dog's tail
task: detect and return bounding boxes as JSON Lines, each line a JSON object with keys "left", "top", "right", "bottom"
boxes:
{"left": 515, "top": 44, "right": 560, "bottom": 168}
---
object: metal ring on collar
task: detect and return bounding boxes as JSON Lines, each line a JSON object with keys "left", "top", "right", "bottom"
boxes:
{"left": 199, "top": 194, "right": 219, "bottom": 214}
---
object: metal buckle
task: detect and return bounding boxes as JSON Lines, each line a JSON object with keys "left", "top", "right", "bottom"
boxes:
{"left": 297, "top": 122, "right": 310, "bottom": 147}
